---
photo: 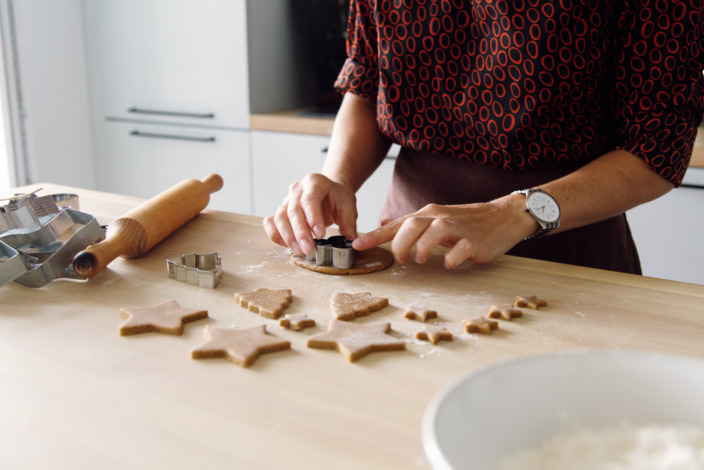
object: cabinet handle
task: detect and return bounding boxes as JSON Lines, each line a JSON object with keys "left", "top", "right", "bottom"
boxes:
{"left": 681, "top": 183, "right": 704, "bottom": 190}
{"left": 129, "top": 130, "right": 216, "bottom": 142}
{"left": 128, "top": 107, "right": 215, "bottom": 119}
{"left": 320, "top": 147, "right": 397, "bottom": 160}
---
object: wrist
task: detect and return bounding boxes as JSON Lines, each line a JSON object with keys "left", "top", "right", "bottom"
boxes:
{"left": 495, "top": 193, "right": 541, "bottom": 243}
{"left": 508, "top": 193, "right": 542, "bottom": 240}
{"left": 322, "top": 158, "right": 365, "bottom": 194}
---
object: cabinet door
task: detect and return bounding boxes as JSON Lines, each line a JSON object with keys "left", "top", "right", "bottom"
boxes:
{"left": 357, "top": 155, "right": 395, "bottom": 232}
{"left": 627, "top": 168, "right": 704, "bottom": 284}
{"left": 83, "top": 0, "right": 249, "bottom": 128}
{"left": 251, "top": 131, "right": 395, "bottom": 233}
{"left": 98, "top": 121, "right": 251, "bottom": 213}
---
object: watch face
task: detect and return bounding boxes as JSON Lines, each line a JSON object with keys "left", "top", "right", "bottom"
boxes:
{"left": 527, "top": 191, "right": 560, "bottom": 223}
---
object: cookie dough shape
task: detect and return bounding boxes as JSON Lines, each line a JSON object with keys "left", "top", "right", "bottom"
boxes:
{"left": 415, "top": 325, "right": 454, "bottom": 344}
{"left": 291, "top": 246, "right": 393, "bottom": 275}
{"left": 235, "top": 288, "right": 292, "bottom": 319}
{"left": 404, "top": 305, "right": 438, "bottom": 322}
{"left": 307, "top": 320, "right": 406, "bottom": 362}
{"left": 119, "top": 300, "right": 208, "bottom": 336}
{"left": 463, "top": 316, "right": 499, "bottom": 335}
{"left": 488, "top": 305, "right": 524, "bottom": 321}
{"left": 279, "top": 313, "right": 316, "bottom": 331}
{"left": 515, "top": 295, "right": 547, "bottom": 310}
{"left": 191, "top": 325, "right": 291, "bottom": 367}
{"left": 331, "top": 291, "right": 389, "bottom": 321}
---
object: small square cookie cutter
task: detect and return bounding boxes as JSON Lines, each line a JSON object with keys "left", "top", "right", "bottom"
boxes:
{"left": 306, "top": 235, "right": 354, "bottom": 269}
{"left": 167, "top": 252, "right": 222, "bottom": 289}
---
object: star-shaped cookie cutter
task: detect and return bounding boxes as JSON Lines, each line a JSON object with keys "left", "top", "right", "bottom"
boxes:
{"left": 1, "top": 190, "right": 103, "bottom": 288}
{"left": 166, "top": 252, "right": 222, "bottom": 288}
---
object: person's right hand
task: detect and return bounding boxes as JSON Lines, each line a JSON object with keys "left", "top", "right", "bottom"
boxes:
{"left": 262, "top": 173, "right": 358, "bottom": 257}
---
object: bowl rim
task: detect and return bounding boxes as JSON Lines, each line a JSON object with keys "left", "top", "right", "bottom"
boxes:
{"left": 420, "top": 348, "right": 704, "bottom": 470}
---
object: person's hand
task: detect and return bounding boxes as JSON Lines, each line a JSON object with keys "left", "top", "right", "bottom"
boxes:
{"left": 263, "top": 173, "right": 358, "bottom": 256}
{"left": 352, "top": 199, "right": 534, "bottom": 269}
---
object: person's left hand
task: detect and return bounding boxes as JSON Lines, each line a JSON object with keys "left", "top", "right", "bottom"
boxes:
{"left": 351, "top": 199, "right": 535, "bottom": 269}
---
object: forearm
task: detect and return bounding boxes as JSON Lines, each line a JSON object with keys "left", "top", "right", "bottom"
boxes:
{"left": 323, "top": 92, "right": 392, "bottom": 192}
{"left": 354, "top": 148, "right": 676, "bottom": 268}
{"left": 507, "top": 150, "right": 675, "bottom": 239}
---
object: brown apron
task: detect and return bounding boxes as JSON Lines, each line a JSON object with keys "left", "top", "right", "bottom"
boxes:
{"left": 380, "top": 148, "right": 642, "bottom": 274}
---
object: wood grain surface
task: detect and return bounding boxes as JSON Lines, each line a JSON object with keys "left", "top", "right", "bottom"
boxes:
{"left": 2, "top": 183, "right": 703, "bottom": 470}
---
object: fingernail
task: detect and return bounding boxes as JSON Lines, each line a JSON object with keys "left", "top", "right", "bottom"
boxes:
{"left": 300, "top": 238, "right": 313, "bottom": 255}
{"left": 312, "top": 225, "right": 325, "bottom": 239}
{"left": 291, "top": 241, "right": 302, "bottom": 255}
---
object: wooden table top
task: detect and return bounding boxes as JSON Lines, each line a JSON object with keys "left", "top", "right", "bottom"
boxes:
{"left": 2, "top": 183, "right": 703, "bottom": 469}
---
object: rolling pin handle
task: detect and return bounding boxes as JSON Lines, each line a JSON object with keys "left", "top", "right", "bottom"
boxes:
{"left": 72, "top": 226, "right": 135, "bottom": 278}
{"left": 202, "top": 174, "right": 224, "bottom": 194}
{"left": 72, "top": 250, "right": 99, "bottom": 278}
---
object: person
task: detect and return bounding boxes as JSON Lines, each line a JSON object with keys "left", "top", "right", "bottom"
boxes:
{"left": 264, "top": 0, "right": 704, "bottom": 274}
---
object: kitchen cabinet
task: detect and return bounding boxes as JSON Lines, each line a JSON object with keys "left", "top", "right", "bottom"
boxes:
{"left": 627, "top": 167, "right": 704, "bottom": 284}
{"left": 83, "top": 0, "right": 249, "bottom": 129}
{"left": 99, "top": 121, "right": 250, "bottom": 214}
{"left": 251, "top": 130, "right": 396, "bottom": 233}
{"left": 82, "top": 0, "right": 250, "bottom": 211}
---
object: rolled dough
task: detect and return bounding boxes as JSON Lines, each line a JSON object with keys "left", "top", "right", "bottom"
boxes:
{"left": 290, "top": 246, "right": 393, "bottom": 275}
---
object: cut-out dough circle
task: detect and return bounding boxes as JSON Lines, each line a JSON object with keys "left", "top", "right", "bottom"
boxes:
{"left": 290, "top": 246, "right": 393, "bottom": 275}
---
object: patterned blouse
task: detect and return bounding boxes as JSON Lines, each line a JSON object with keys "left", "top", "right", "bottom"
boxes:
{"left": 334, "top": 0, "right": 704, "bottom": 185}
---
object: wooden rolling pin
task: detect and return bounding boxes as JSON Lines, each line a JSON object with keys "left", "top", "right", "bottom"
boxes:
{"left": 73, "top": 174, "right": 223, "bottom": 278}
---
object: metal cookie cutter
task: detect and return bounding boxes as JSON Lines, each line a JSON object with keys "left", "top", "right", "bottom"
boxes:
{"left": 167, "top": 252, "right": 222, "bottom": 289}
{"left": 306, "top": 235, "right": 355, "bottom": 269}
{"left": 1, "top": 190, "right": 103, "bottom": 288}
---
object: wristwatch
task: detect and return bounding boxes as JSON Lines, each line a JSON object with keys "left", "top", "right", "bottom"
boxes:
{"left": 511, "top": 188, "right": 561, "bottom": 240}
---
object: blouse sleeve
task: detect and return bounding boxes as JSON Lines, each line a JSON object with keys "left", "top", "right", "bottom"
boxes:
{"left": 334, "top": 0, "right": 380, "bottom": 103}
{"left": 613, "top": 0, "right": 704, "bottom": 186}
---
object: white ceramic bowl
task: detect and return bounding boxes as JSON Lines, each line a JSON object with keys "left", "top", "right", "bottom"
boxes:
{"left": 422, "top": 350, "right": 704, "bottom": 470}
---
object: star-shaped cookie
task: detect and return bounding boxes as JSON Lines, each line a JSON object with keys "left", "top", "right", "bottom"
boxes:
{"left": 404, "top": 305, "right": 438, "bottom": 322}
{"left": 488, "top": 304, "right": 523, "bottom": 321}
{"left": 190, "top": 325, "right": 291, "bottom": 367}
{"left": 119, "top": 300, "right": 208, "bottom": 336}
{"left": 306, "top": 320, "right": 405, "bottom": 362}
{"left": 415, "top": 325, "right": 453, "bottom": 344}
{"left": 515, "top": 295, "right": 547, "bottom": 310}
{"left": 235, "top": 288, "right": 292, "bottom": 319}
{"left": 330, "top": 292, "right": 389, "bottom": 321}
{"left": 462, "top": 316, "right": 499, "bottom": 335}
{"left": 279, "top": 313, "right": 316, "bottom": 331}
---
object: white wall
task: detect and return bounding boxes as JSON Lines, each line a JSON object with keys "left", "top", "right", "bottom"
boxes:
{"left": 0, "top": 85, "right": 9, "bottom": 192}
{"left": 9, "top": 0, "right": 95, "bottom": 188}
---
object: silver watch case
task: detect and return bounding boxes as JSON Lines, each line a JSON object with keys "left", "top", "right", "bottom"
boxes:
{"left": 512, "top": 188, "right": 561, "bottom": 240}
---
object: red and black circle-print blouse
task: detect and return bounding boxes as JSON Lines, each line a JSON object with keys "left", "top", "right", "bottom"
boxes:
{"left": 334, "top": 0, "right": 704, "bottom": 186}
